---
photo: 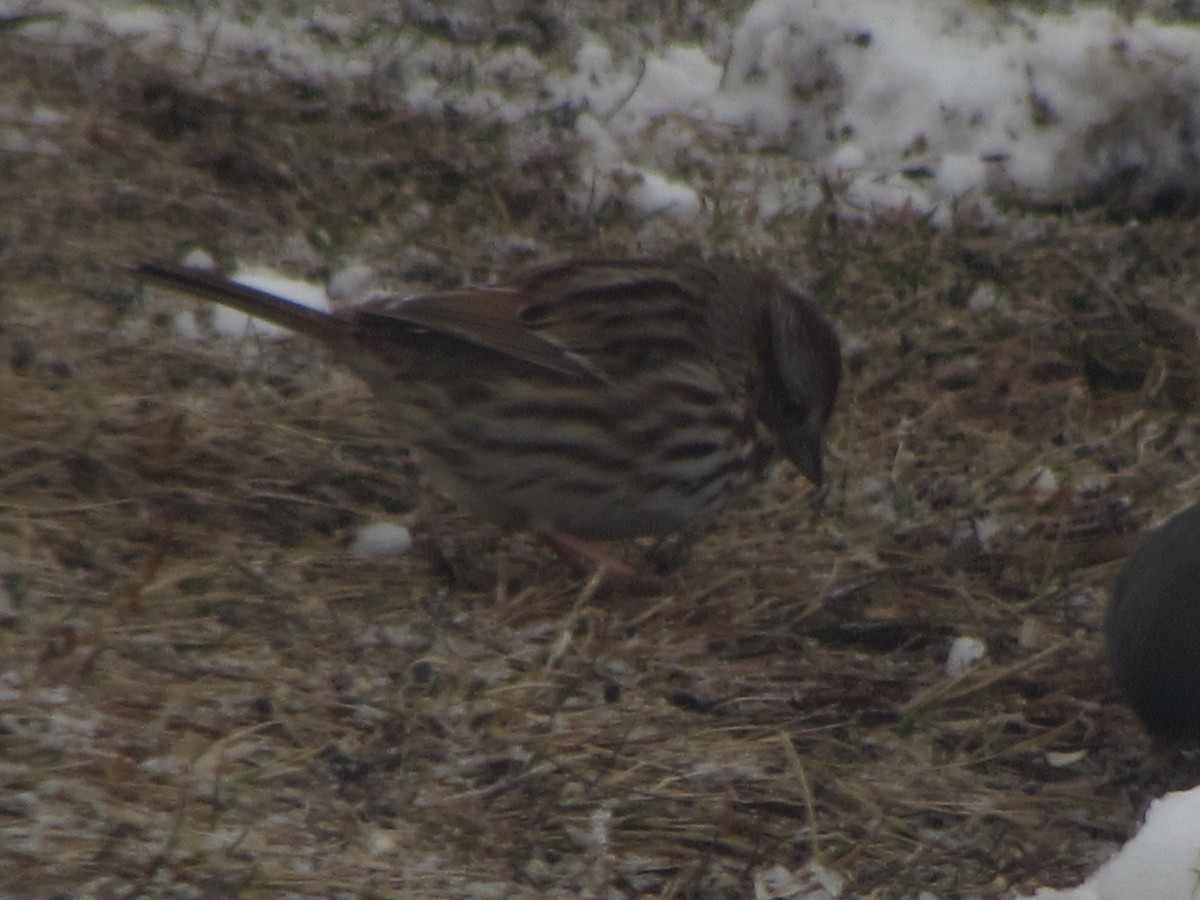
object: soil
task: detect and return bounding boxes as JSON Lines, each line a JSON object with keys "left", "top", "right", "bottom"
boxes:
{"left": 4, "top": 6, "right": 1200, "bottom": 898}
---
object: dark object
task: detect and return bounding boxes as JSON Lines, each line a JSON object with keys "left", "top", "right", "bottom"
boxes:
{"left": 1106, "top": 503, "right": 1200, "bottom": 743}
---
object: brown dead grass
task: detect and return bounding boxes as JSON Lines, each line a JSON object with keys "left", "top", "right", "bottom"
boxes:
{"left": 4, "top": 9, "right": 1200, "bottom": 899}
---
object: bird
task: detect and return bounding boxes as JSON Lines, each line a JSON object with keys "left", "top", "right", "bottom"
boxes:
{"left": 135, "top": 257, "right": 842, "bottom": 573}
{"left": 1105, "top": 502, "right": 1200, "bottom": 744}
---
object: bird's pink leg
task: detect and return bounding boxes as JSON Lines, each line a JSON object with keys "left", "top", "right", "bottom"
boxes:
{"left": 542, "top": 531, "right": 639, "bottom": 579}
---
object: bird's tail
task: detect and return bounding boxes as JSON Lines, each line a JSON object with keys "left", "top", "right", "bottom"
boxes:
{"left": 135, "top": 261, "right": 352, "bottom": 342}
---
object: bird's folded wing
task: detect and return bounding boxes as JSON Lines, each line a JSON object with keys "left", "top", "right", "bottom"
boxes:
{"left": 357, "top": 287, "right": 602, "bottom": 382}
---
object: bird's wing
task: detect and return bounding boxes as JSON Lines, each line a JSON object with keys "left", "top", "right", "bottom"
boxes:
{"left": 356, "top": 286, "right": 601, "bottom": 381}
{"left": 357, "top": 260, "right": 712, "bottom": 383}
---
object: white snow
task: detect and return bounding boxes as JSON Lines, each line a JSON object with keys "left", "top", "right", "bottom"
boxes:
{"left": 623, "top": 168, "right": 704, "bottom": 219}
{"left": 1030, "top": 466, "right": 1061, "bottom": 496}
{"left": 754, "top": 861, "right": 846, "bottom": 898}
{"left": 1020, "top": 788, "right": 1200, "bottom": 899}
{"left": 350, "top": 522, "right": 413, "bottom": 559}
{"left": 61, "top": 0, "right": 1200, "bottom": 228}
{"left": 945, "top": 636, "right": 987, "bottom": 676}
{"left": 715, "top": 0, "right": 1200, "bottom": 214}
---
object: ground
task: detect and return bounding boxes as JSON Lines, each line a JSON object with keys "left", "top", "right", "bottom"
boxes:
{"left": 3, "top": 7, "right": 1200, "bottom": 899}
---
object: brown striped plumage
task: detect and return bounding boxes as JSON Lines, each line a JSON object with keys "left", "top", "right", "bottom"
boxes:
{"left": 136, "top": 258, "right": 841, "bottom": 544}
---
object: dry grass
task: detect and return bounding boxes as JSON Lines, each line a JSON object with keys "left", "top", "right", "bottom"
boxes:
{"left": 4, "top": 9, "right": 1200, "bottom": 899}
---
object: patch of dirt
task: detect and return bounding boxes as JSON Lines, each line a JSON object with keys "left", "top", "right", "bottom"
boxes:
{"left": 3, "top": 9, "right": 1200, "bottom": 899}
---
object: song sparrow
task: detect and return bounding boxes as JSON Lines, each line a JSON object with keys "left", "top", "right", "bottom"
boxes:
{"left": 1106, "top": 502, "right": 1200, "bottom": 744}
{"left": 136, "top": 257, "right": 841, "bottom": 566}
